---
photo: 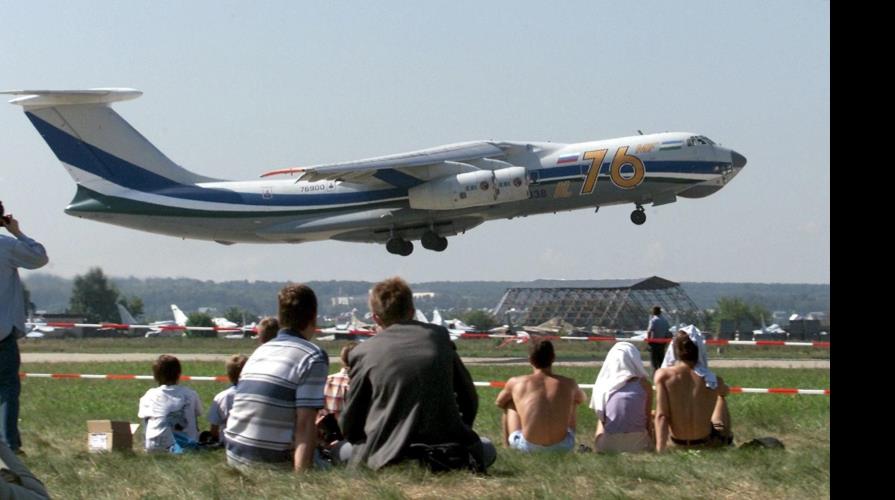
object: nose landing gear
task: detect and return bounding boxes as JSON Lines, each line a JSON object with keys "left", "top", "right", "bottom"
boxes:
{"left": 630, "top": 205, "right": 646, "bottom": 225}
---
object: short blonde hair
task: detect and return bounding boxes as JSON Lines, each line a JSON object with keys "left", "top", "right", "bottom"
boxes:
{"left": 369, "top": 277, "right": 414, "bottom": 327}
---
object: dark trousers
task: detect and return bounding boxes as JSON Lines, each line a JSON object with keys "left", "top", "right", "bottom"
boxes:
{"left": 0, "top": 332, "right": 21, "bottom": 450}
{"left": 649, "top": 341, "right": 667, "bottom": 372}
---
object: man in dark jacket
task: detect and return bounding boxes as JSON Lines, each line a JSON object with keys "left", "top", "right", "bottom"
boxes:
{"left": 339, "top": 276, "right": 496, "bottom": 471}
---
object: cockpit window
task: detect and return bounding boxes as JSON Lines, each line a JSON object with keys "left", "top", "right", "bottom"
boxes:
{"left": 686, "top": 135, "right": 715, "bottom": 146}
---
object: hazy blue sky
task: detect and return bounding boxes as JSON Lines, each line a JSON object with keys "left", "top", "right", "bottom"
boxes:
{"left": 0, "top": 1, "right": 829, "bottom": 284}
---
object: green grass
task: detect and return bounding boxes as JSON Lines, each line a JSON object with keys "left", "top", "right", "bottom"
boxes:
{"left": 17, "top": 362, "right": 829, "bottom": 499}
{"left": 19, "top": 337, "right": 832, "bottom": 360}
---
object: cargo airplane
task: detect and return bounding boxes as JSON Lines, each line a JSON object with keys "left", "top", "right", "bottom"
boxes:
{"left": 4, "top": 88, "right": 746, "bottom": 256}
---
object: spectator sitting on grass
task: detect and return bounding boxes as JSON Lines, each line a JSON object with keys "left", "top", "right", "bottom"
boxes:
{"left": 319, "top": 342, "right": 357, "bottom": 422}
{"left": 495, "top": 339, "right": 586, "bottom": 453}
{"left": 591, "top": 342, "right": 654, "bottom": 453}
{"left": 206, "top": 354, "right": 248, "bottom": 445}
{"left": 225, "top": 284, "right": 328, "bottom": 472}
{"left": 654, "top": 327, "right": 733, "bottom": 452}
{"left": 137, "top": 354, "right": 203, "bottom": 453}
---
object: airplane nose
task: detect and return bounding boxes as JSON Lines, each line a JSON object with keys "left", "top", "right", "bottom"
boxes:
{"left": 731, "top": 150, "right": 747, "bottom": 169}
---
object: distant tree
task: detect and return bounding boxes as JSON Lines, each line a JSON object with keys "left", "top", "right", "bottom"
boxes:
{"left": 702, "top": 309, "right": 716, "bottom": 331}
{"left": 186, "top": 312, "right": 215, "bottom": 337}
{"left": 460, "top": 310, "right": 497, "bottom": 331}
{"left": 69, "top": 267, "right": 120, "bottom": 323}
{"left": 224, "top": 306, "right": 248, "bottom": 324}
{"left": 117, "top": 295, "right": 144, "bottom": 321}
{"left": 712, "top": 297, "right": 771, "bottom": 333}
{"left": 187, "top": 312, "right": 214, "bottom": 327}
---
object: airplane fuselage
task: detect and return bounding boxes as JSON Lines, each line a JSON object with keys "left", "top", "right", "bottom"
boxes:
{"left": 63, "top": 133, "right": 742, "bottom": 245}
{"left": 6, "top": 89, "right": 746, "bottom": 254}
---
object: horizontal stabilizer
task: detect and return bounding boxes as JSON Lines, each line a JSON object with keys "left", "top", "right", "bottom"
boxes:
{"left": 2, "top": 88, "right": 142, "bottom": 108}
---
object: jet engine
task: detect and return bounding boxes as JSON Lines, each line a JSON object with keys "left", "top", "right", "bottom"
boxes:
{"left": 408, "top": 166, "right": 529, "bottom": 210}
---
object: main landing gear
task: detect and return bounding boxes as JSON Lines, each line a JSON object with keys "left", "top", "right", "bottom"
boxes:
{"left": 421, "top": 231, "right": 448, "bottom": 252}
{"left": 386, "top": 237, "right": 414, "bottom": 256}
{"left": 386, "top": 231, "right": 448, "bottom": 256}
{"left": 630, "top": 205, "right": 646, "bottom": 225}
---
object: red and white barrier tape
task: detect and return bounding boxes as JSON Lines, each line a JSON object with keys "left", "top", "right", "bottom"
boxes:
{"left": 472, "top": 381, "right": 829, "bottom": 395}
{"left": 456, "top": 334, "right": 830, "bottom": 348}
{"left": 23, "top": 322, "right": 827, "bottom": 347}
{"left": 17, "top": 372, "right": 829, "bottom": 395}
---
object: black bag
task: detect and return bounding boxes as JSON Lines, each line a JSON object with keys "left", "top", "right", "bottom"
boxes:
{"left": 739, "top": 437, "right": 785, "bottom": 449}
{"left": 318, "top": 413, "right": 344, "bottom": 443}
{"left": 406, "top": 442, "right": 484, "bottom": 473}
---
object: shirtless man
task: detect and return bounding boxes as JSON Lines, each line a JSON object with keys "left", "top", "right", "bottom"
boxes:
{"left": 654, "top": 330, "right": 733, "bottom": 452}
{"left": 495, "top": 339, "right": 586, "bottom": 452}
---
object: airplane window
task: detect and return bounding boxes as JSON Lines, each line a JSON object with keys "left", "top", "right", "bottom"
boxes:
{"left": 687, "top": 137, "right": 696, "bottom": 146}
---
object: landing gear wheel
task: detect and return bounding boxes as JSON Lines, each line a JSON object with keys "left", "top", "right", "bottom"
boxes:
{"left": 421, "top": 231, "right": 448, "bottom": 252}
{"left": 387, "top": 237, "right": 406, "bottom": 255}
{"left": 399, "top": 239, "right": 414, "bottom": 256}
{"left": 630, "top": 207, "right": 646, "bottom": 225}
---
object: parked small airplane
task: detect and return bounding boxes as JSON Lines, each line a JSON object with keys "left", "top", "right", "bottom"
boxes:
{"left": 320, "top": 309, "right": 375, "bottom": 338}
{"left": 4, "top": 88, "right": 746, "bottom": 256}
{"left": 753, "top": 317, "right": 787, "bottom": 336}
{"left": 430, "top": 309, "right": 478, "bottom": 339}
{"left": 211, "top": 317, "right": 239, "bottom": 329}
{"left": 24, "top": 317, "right": 56, "bottom": 338}
{"left": 139, "top": 304, "right": 189, "bottom": 338}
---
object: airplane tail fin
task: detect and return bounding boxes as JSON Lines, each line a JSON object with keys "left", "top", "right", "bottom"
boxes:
{"left": 117, "top": 303, "right": 138, "bottom": 325}
{"left": 171, "top": 304, "right": 189, "bottom": 326}
{"left": 432, "top": 309, "right": 443, "bottom": 326}
{"left": 3, "top": 89, "right": 219, "bottom": 195}
{"left": 414, "top": 309, "right": 429, "bottom": 323}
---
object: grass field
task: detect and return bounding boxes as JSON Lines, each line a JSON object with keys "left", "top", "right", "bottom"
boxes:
{"left": 17, "top": 361, "right": 829, "bottom": 499}
{"left": 19, "top": 337, "right": 832, "bottom": 360}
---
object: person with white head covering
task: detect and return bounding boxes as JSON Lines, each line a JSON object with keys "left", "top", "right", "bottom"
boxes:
{"left": 660, "top": 325, "right": 718, "bottom": 389}
{"left": 590, "top": 342, "right": 654, "bottom": 453}
{"left": 654, "top": 327, "right": 733, "bottom": 452}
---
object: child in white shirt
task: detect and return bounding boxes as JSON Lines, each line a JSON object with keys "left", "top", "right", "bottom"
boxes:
{"left": 138, "top": 354, "right": 203, "bottom": 453}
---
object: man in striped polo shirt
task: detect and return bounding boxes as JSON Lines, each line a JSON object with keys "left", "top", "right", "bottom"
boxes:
{"left": 225, "top": 284, "right": 329, "bottom": 471}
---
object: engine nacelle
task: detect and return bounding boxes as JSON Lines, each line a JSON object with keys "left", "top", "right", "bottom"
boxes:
{"left": 408, "top": 167, "right": 529, "bottom": 210}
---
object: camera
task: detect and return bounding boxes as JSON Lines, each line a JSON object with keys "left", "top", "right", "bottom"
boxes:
{"left": 0, "top": 200, "right": 10, "bottom": 225}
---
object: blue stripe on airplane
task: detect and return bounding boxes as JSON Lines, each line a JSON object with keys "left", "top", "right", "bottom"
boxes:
{"left": 26, "top": 113, "right": 407, "bottom": 207}
{"left": 535, "top": 161, "right": 720, "bottom": 181}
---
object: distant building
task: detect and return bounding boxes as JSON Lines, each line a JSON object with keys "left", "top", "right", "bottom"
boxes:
{"left": 412, "top": 292, "right": 436, "bottom": 300}
{"left": 493, "top": 276, "right": 702, "bottom": 332}
{"left": 788, "top": 318, "right": 823, "bottom": 340}
{"left": 331, "top": 296, "right": 353, "bottom": 307}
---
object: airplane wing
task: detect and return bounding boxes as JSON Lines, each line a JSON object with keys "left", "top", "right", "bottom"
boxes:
{"left": 260, "top": 141, "right": 509, "bottom": 186}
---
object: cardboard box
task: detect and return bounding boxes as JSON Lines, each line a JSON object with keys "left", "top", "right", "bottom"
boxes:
{"left": 86, "top": 420, "right": 138, "bottom": 452}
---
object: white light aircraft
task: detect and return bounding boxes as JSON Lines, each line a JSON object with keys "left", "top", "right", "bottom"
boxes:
{"left": 211, "top": 317, "right": 239, "bottom": 329}
{"left": 4, "top": 88, "right": 746, "bottom": 255}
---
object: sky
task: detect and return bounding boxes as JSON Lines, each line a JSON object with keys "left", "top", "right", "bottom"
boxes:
{"left": 0, "top": 1, "right": 830, "bottom": 285}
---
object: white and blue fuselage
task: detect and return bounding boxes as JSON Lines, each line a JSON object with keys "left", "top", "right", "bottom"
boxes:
{"left": 6, "top": 89, "right": 745, "bottom": 254}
